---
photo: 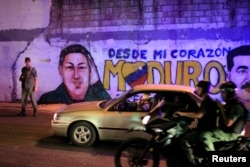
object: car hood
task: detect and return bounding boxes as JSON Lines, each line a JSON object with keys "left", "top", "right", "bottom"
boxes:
{"left": 62, "top": 101, "right": 103, "bottom": 112}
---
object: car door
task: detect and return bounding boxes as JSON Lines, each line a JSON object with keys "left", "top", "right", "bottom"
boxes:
{"left": 100, "top": 92, "right": 156, "bottom": 140}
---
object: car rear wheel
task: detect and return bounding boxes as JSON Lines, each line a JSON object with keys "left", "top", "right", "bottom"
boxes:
{"left": 69, "top": 122, "right": 96, "bottom": 147}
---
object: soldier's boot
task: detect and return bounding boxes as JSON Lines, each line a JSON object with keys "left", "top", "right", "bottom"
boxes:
{"left": 17, "top": 108, "right": 26, "bottom": 116}
{"left": 33, "top": 108, "right": 37, "bottom": 117}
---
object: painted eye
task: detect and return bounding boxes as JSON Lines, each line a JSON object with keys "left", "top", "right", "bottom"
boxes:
{"left": 78, "top": 66, "right": 88, "bottom": 70}
{"left": 237, "top": 69, "right": 247, "bottom": 74}
{"left": 65, "top": 66, "right": 74, "bottom": 70}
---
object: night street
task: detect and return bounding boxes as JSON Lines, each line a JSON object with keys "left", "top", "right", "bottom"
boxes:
{"left": 0, "top": 102, "right": 249, "bottom": 167}
{"left": 0, "top": 103, "right": 122, "bottom": 167}
{"left": 1, "top": 0, "right": 250, "bottom": 167}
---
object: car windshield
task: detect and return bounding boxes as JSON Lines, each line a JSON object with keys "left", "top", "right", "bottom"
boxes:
{"left": 100, "top": 89, "right": 134, "bottom": 108}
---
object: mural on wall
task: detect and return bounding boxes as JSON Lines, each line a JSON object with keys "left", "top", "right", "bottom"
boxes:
{"left": 0, "top": 0, "right": 249, "bottom": 119}
{"left": 103, "top": 45, "right": 229, "bottom": 93}
{"left": 101, "top": 43, "right": 250, "bottom": 116}
{"left": 226, "top": 45, "right": 250, "bottom": 114}
{"left": 17, "top": 37, "right": 248, "bottom": 113}
{"left": 37, "top": 44, "right": 111, "bottom": 104}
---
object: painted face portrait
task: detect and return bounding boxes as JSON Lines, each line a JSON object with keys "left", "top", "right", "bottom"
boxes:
{"left": 227, "top": 45, "right": 250, "bottom": 102}
{"left": 38, "top": 44, "right": 111, "bottom": 104}
{"left": 59, "top": 53, "right": 90, "bottom": 100}
{"left": 228, "top": 56, "right": 250, "bottom": 101}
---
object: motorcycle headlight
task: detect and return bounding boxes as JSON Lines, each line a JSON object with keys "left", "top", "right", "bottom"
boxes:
{"left": 240, "top": 128, "right": 245, "bottom": 136}
{"left": 152, "top": 128, "right": 163, "bottom": 133}
{"left": 142, "top": 115, "right": 151, "bottom": 125}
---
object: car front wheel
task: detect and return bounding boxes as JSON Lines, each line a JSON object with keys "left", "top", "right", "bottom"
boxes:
{"left": 69, "top": 122, "right": 97, "bottom": 147}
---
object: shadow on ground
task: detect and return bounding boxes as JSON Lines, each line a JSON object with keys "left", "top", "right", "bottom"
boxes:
{"left": 36, "top": 135, "right": 122, "bottom": 156}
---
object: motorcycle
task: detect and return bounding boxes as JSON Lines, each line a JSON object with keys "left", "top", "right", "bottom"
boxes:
{"left": 114, "top": 99, "right": 250, "bottom": 167}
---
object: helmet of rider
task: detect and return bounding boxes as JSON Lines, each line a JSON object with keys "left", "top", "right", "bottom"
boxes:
{"left": 196, "top": 80, "right": 211, "bottom": 94}
{"left": 219, "top": 81, "right": 237, "bottom": 99}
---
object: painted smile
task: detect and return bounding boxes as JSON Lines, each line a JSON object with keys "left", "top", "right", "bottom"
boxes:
{"left": 73, "top": 80, "right": 81, "bottom": 89}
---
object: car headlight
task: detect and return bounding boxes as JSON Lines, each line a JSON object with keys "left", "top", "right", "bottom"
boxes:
{"left": 142, "top": 115, "right": 150, "bottom": 125}
{"left": 53, "top": 113, "right": 61, "bottom": 121}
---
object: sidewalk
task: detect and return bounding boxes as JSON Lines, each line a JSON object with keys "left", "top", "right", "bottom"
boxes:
{"left": 0, "top": 102, "right": 66, "bottom": 113}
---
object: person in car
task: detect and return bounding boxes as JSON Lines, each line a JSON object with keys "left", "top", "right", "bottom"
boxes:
{"left": 200, "top": 81, "right": 248, "bottom": 151}
{"left": 173, "top": 80, "right": 219, "bottom": 165}
{"left": 137, "top": 93, "right": 152, "bottom": 112}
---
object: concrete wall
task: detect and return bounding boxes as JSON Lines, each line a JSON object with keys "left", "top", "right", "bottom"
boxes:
{"left": 0, "top": 0, "right": 250, "bottom": 105}
{"left": 0, "top": 0, "right": 50, "bottom": 101}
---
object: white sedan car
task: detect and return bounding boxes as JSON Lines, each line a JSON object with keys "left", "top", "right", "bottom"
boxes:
{"left": 51, "top": 84, "right": 201, "bottom": 147}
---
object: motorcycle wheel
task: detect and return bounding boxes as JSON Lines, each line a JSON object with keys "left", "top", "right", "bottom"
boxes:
{"left": 114, "top": 137, "right": 160, "bottom": 167}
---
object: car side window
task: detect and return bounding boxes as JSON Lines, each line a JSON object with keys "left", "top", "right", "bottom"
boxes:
{"left": 183, "top": 93, "right": 200, "bottom": 112}
{"left": 160, "top": 92, "right": 184, "bottom": 115}
{"left": 158, "top": 91, "right": 199, "bottom": 116}
{"left": 170, "top": 92, "right": 199, "bottom": 112}
{"left": 111, "top": 92, "right": 156, "bottom": 112}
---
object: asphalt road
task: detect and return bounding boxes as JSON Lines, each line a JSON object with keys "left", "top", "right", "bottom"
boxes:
{"left": 0, "top": 103, "right": 124, "bottom": 167}
{"left": 0, "top": 102, "right": 249, "bottom": 167}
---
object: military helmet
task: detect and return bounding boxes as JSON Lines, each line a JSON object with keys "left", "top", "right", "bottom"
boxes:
{"left": 219, "top": 81, "right": 237, "bottom": 93}
{"left": 219, "top": 81, "right": 237, "bottom": 98}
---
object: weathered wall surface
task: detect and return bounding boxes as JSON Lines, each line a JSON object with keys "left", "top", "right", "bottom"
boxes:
{"left": 0, "top": 0, "right": 250, "bottom": 103}
{"left": 0, "top": 0, "right": 50, "bottom": 101}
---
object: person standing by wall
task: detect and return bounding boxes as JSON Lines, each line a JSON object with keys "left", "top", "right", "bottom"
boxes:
{"left": 18, "top": 57, "right": 38, "bottom": 117}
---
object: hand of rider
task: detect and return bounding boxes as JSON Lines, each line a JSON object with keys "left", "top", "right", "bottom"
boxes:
{"left": 173, "top": 111, "right": 182, "bottom": 117}
{"left": 215, "top": 99, "right": 224, "bottom": 111}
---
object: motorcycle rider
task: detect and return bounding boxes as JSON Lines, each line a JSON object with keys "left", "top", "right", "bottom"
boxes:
{"left": 173, "top": 80, "right": 219, "bottom": 165}
{"left": 200, "top": 81, "right": 248, "bottom": 151}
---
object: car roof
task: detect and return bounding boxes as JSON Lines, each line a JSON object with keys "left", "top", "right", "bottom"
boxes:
{"left": 132, "top": 84, "right": 195, "bottom": 94}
